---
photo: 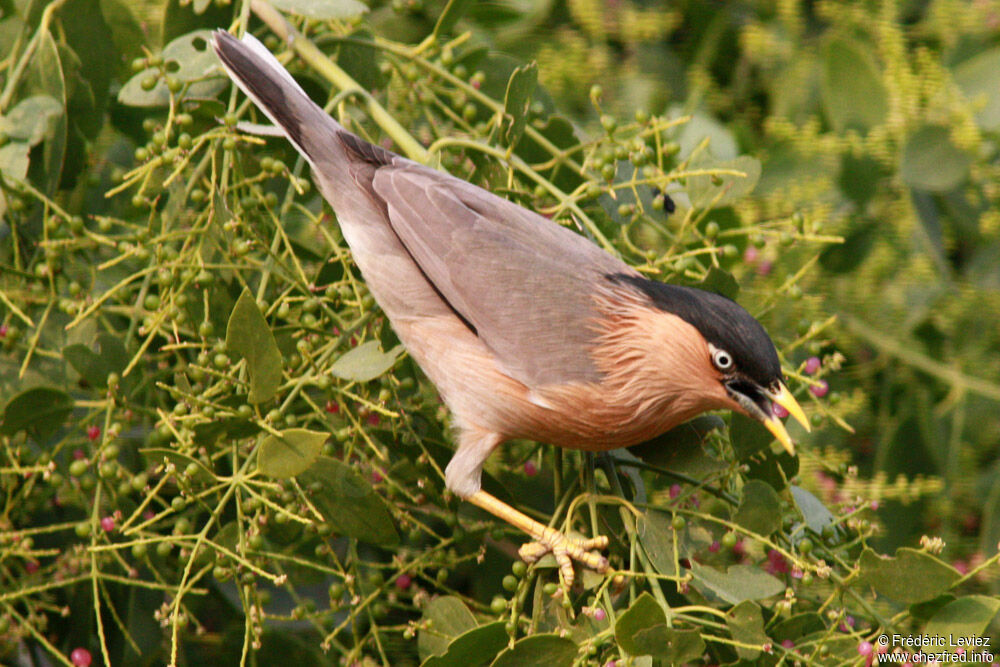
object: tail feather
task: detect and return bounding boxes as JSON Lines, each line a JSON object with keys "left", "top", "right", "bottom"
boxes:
{"left": 212, "top": 30, "right": 336, "bottom": 162}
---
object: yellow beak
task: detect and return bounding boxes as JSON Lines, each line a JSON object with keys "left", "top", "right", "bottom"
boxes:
{"left": 761, "top": 381, "right": 810, "bottom": 455}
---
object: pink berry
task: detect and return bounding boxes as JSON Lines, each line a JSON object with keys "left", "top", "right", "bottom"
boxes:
{"left": 87, "top": 426, "right": 101, "bottom": 441}
{"left": 870, "top": 500, "right": 880, "bottom": 511}
{"left": 857, "top": 641, "right": 873, "bottom": 656}
{"left": 101, "top": 516, "right": 115, "bottom": 532}
{"left": 73, "top": 449, "right": 86, "bottom": 460}
{"left": 593, "top": 608, "right": 606, "bottom": 621}
{"left": 669, "top": 484, "right": 681, "bottom": 499}
{"left": 371, "top": 469, "right": 383, "bottom": 484}
{"left": 708, "top": 540, "right": 720, "bottom": 553}
{"left": 756, "top": 260, "right": 773, "bottom": 276}
{"left": 804, "top": 356, "right": 821, "bottom": 374}
{"left": 143, "top": 510, "right": 155, "bottom": 521}
{"left": 70, "top": 648, "right": 92, "bottom": 667}
{"left": 0, "top": 325, "right": 7, "bottom": 337}
{"left": 523, "top": 460, "right": 538, "bottom": 477}
{"left": 810, "top": 380, "right": 829, "bottom": 398}
{"left": 324, "top": 400, "right": 339, "bottom": 414}
{"left": 395, "top": 574, "right": 412, "bottom": 590}
{"left": 743, "top": 246, "right": 759, "bottom": 263}
{"left": 367, "top": 413, "right": 380, "bottom": 426}
{"left": 773, "top": 403, "right": 789, "bottom": 419}
{"left": 781, "top": 639, "right": 795, "bottom": 649}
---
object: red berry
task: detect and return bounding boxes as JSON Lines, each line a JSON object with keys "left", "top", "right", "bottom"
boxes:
{"left": 86, "top": 426, "right": 101, "bottom": 441}
{"left": 804, "top": 356, "right": 821, "bottom": 374}
{"left": 101, "top": 516, "right": 115, "bottom": 532}
{"left": 395, "top": 574, "right": 412, "bottom": 590}
{"left": 773, "top": 403, "right": 789, "bottom": 419}
{"left": 781, "top": 639, "right": 795, "bottom": 650}
{"left": 810, "top": 380, "right": 829, "bottom": 398}
{"left": 669, "top": 484, "right": 681, "bottom": 499}
{"left": 71, "top": 648, "right": 92, "bottom": 667}
{"left": 593, "top": 608, "right": 606, "bottom": 621}
{"left": 25, "top": 560, "right": 39, "bottom": 574}
{"left": 523, "top": 460, "right": 538, "bottom": 477}
{"left": 73, "top": 449, "right": 86, "bottom": 460}
{"left": 708, "top": 540, "right": 720, "bottom": 553}
{"left": 324, "top": 400, "right": 339, "bottom": 414}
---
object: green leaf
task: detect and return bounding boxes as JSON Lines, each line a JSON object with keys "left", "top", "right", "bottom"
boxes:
{"left": 691, "top": 563, "right": 784, "bottom": 604}
{"left": 62, "top": 333, "right": 128, "bottom": 390}
{"left": 820, "top": 36, "right": 888, "bottom": 133}
{"left": 631, "top": 626, "right": 704, "bottom": 664}
{"left": 433, "top": 0, "right": 474, "bottom": 36}
{"left": 418, "top": 596, "right": 477, "bottom": 660}
{"left": 770, "top": 612, "right": 825, "bottom": 642}
{"left": 268, "top": 0, "right": 368, "bottom": 19}
{"left": 858, "top": 547, "right": 961, "bottom": 604}
{"left": 0, "top": 140, "right": 30, "bottom": 180}
{"left": 192, "top": 416, "right": 260, "bottom": 446}
{"left": 300, "top": 457, "right": 399, "bottom": 546}
{"left": 726, "top": 601, "right": 766, "bottom": 660}
{"left": 699, "top": 266, "right": 739, "bottom": 299}
{"left": 490, "top": 634, "right": 577, "bottom": 667}
{"left": 791, "top": 485, "right": 835, "bottom": 534}
{"left": 819, "top": 219, "right": 877, "bottom": 273}
{"left": 226, "top": 289, "right": 283, "bottom": 404}
{"left": 953, "top": 48, "right": 1000, "bottom": 131}
{"left": 629, "top": 415, "right": 727, "bottom": 477}
{"left": 730, "top": 413, "right": 774, "bottom": 459}
{"left": 25, "top": 28, "right": 67, "bottom": 196}
{"left": 99, "top": 0, "right": 145, "bottom": 73}
{"left": 501, "top": 62, "right": 537, "bottom": 149}
{"left": 687, "top": 155, "right": 761, "bottom": 209}
{"left": 674, "top": 108, "right": 738, "bottom": 160}
{"left": 256, "top": 428, "right": 327, "bottom": 479}
{"left": 924, "top": 596, "right": 1000, "bottom": 652}
{"left": 733, "top": 479, "right": 781, "bottom": 536}
{"left": 421, "top": 621, "right": 507, "bottom": 667}
{"left": 745, "top": 449, "right": 797, "bottom": 491}
{"left": 900, "top": 125, "right": 971, "bottom": 192}
{"left": 118, "top": 30, "right": 227, "bottom": 107}
{"left": 0, "top": 95, "right": 63, "bottom": 145}
{"left": 330, "top": 340, "right": 404, "bottom": 382}
{"left": 1, "top": 387, "right": 73, "bottom": 441}
{"left": 614, "top": 592, "right": 666, "bottom": 655}
{"left": 637, "top": 511, "right": 678, "bottom": 577}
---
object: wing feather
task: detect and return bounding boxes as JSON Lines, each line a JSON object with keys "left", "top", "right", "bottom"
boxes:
{"left": 371, "top": 164, "right": 636, "bottom": 387}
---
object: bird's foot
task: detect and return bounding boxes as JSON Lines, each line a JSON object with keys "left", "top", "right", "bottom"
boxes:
{"left": 518, "top": 530, "right": 610, "bottom": 587}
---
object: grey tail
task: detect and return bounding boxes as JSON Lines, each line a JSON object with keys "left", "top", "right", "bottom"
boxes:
{"left": 212, "top": 30, "right": 336, "bottom": 161}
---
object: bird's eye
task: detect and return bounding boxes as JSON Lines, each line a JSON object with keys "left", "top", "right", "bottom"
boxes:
{"left": 711, "top": 347, "right": 734, "bottom": 371}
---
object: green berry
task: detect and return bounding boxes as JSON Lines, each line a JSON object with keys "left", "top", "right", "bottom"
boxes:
{"left": 490, "top": 596, "right": 507, "bottom": 614}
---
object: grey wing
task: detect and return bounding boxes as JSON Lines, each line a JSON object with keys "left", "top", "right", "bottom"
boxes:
{"left": 370, "top": 162, "right": 635, "bottom": 388}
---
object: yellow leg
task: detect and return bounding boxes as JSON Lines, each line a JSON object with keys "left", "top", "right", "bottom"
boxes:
{"left": 467, "top": 490, "right": 609, "bottom": 586}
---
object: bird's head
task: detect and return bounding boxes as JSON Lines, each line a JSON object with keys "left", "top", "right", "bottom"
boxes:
{"left": 606, "top": 275, "right": 810, "bottom": 453}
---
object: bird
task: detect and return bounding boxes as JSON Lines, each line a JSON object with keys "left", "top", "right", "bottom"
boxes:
{"left": 212, "top": 30, "right": 810, "bottom": 586}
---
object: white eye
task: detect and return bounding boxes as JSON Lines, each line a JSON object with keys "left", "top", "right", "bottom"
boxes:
{"left": 711, "top": 346, "right": 734, "bottom": 371}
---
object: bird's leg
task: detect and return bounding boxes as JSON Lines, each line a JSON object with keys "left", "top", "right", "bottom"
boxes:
{"left": 467, "top": 490, "right": 609, "bottom": 586}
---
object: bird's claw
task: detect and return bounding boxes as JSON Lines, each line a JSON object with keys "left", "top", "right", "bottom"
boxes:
{"left": 518, "top": 531, "right": 610, "bottom": 587}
